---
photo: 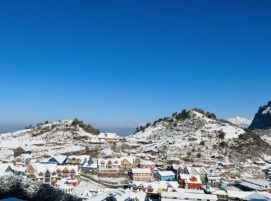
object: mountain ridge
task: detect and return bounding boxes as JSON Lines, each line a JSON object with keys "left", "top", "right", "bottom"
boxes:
{"left": 249, "top": 100, "right": 271, "bottom": 129}
{"left": 129, "top": 108, "right": 271, "bottom": 164}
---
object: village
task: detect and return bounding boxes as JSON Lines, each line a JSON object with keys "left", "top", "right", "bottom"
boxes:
{"left": 1, "top": 131, "right": 271, "bottom": 201}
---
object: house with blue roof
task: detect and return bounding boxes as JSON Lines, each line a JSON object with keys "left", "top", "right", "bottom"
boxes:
{"left": 154, "top": 171, "right": 176, "bottom": 181}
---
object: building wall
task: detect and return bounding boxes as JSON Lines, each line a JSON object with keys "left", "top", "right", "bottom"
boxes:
{"left": 133, "top": 175, "right": 151, "bottom": 182}
{"left": 140, "top": 164, "right": 155, "bottom": 169}
{"left": 161, "top": 175, "right": 175, "bottom": 181}
{"left": 187, "top": 183, "right": 202, "bottom": 189}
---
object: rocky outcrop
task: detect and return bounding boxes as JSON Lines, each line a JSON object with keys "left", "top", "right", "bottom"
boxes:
{"left": 249, "top": 101, "right": 271, "bottom": 129}
{"left": 0, "top": 174, "right": 82, "bottom": 201}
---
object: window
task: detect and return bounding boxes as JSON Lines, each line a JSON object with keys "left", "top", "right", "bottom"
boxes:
{"left": 45, "top": 170, "right": 51, "bottom": 177}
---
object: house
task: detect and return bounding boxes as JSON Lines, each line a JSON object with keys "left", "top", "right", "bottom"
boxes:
{"left": 120, "top": 156, "right": 137, "bottom": 170}
{"left": 243, "top": 192, "right": 271, "bottom": 201}
{"left": 184, "top": 166, "right": 207, "bottom": 183}
{"left": 47, "top": 155, "right": 68, "bottom": 165}
{"left": 98, "top": 133, "right": 119, "bottom": 143}
{"left": 97, "top": 157, "right": 137, "bottom": 174}
{"left": 56, "top": 178, "right": 77, "bottom": 194}
{"left": 81, "top": 162, "right": 98, "bottom": 173}
{"left": 98, "top": 158, "right": 121, "bottom": 174}
{"left": 179, "top": 174, "right": 202, "bottom": 189}
{"left": 132, "top": 168, "right": 152, "bottom": 182}
{"left": 207, "top": 169, "right": 221, "bottom": 186}
{"left": 66, "top": 155, "right": 93, "bottom": 166}
{"left": 25, "top": 163, "right": 80, "bottom": 186}
{"left": 15, "top": 153, "right": 32, "bottom": 166}
{"left": 171, "top": 164, "right": 184, "bottom": 176}
{"left": 25, "top": 163, "right": 59, "bottom": 185}
{"left": 139, "top": 160, "right": 156, "bottom": 170}
{"left": 154, "top": 171, "right": 176, "bottom": 181}
{"left": 226, "top": 190, "right": 271, "bottom": 201}
{"left": 0, "top": 163, "right": 14, "bottom": 176}
{"left": 131, "top": 181, "right": 169, "bottom": 194}
{"left": 12, "top": 165, "right": 27, "bottom": 176}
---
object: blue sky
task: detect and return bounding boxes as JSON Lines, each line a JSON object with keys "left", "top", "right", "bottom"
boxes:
{"left": 0, "top": 0, "right": 271, "bottom": 134}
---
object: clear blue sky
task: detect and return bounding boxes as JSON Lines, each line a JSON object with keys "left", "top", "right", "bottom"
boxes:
{"left": 0, "top": 0, "right": 271, "bottom": 134}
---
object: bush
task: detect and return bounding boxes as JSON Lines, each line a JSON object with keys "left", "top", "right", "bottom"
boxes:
{"left": 175, "top": 110, "right": 190, "bottom": 120}
{"left": 219, "top": 141, "right": 227, "bottom": 148}
{"left": 200, "top": 141, "right": 205, "bottom": 146}
{"left": 196, "top": 153, "right": 201, "bottom": 158}
{"left": 218, "top": 131, "right": 226, "bottom": 139}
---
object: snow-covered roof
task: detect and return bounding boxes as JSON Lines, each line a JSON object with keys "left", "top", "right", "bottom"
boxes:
{"left": 161, "top": 192, "right": 217, "bottom": 200}
{"left": 18, "top": 153, "right": 32, "bottom": 160}
{"left": 29, "top": 163, "right": 78, "bottom": 174}
{"left": 67, "top": 155, "right": 90, "bottom": 163}
{"left": 239, "top": 181, "right": 262, "bottom": 190}
{"left": 157, "top": 171, "right": 175, "bottom": 177}
{"left": 227, "top": 191, "right": 255, "bottom": 199}
{"left": 180, "top": 174, "right": 202, "bottom": 184}
{"left": 132, "top": 181, "right": 169, "bottom": 193}
{"left": 49, "top": 155, "right": 67, "bottom": 164}
{"left": 140, "top": 160, "right": 155, "bottom": 165}
{"left": 243, "top": 178, "right": 271, "bottom": 187}
{"left": 244, "top": 192, "right": 271, "bottom": 201}
{"left": 0, "top": 163, "right": 14, "bottom": 176}
{"left": 98, "top": 158, "right": 121, "bottom": 166}
{"left": 132, "top": 168, "right": 151, "bottom": 174}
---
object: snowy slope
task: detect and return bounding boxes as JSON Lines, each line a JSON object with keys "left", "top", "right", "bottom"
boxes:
{"left": 132, "top": 110, "right": 244, "bottom": 141}
{"left": 0, "top": 120, "right": 100, "bottom": 158}
{"left": 128, "top": 109, "right": 246, "bottom": 163}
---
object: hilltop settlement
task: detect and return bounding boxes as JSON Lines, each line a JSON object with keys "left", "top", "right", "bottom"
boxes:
{"left": 1, "top": 101, "right": 271, "bottom": 201}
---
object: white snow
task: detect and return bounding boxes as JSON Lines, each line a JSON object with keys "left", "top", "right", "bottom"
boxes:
{"left": 262, "top": 107, "right": 271, "bottom": 115}
{"left": 228, "top": 116, "right": 252, "bottom": 128}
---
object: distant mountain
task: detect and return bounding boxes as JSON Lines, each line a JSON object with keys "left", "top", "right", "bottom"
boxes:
{"left": 249, "top": 101, "right": 271, "bottom": 130}
{"left": 228, "top": 116, "right": 252, "bottom": 128}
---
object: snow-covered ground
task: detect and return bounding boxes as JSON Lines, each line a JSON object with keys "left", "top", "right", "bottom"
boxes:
{"left": 129, "top": 109, "right": 249, "bottom": 163}
{"left": 0, "top": 120, "right": 100, "bottom": 159}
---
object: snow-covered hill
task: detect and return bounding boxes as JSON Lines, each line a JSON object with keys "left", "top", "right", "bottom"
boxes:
{"left": 131, "top": 109, "right": 244, "bottom": 141}
{"left": 128, "top": 109, "right": 271, "bottom": 164}
{"left": 0, "top": 120, "right": 100, "bottom": 158}
{"left": 228, "top": 116, "right": 252, "bottom": 128}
